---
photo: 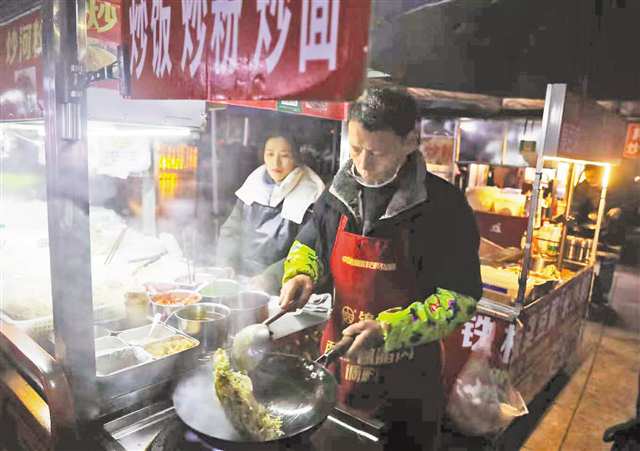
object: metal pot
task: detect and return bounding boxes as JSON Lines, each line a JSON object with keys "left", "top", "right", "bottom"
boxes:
{"left": 222, "top": 290, "right": 270, "bottom": 335}
{"left": 565, "top": 236, "right": 578, "bottom": 261}
{"left": 198, "top": 279, "right": 240, "bottom": 305}
{"left": 175, "top": 267, "right": 234, "bottom": 287}
{"left": 175, "top": 303, "right": 231, "bottom": 355}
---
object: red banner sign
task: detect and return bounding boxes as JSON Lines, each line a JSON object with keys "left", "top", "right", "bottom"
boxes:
{"left": 624, "top": 123, "right": 640, "bottom": 159}
{"left": 121, "top": 0, "right": 371, "bottom": 101}
{"left": 87, "top": 0, "right": 122, "bottom": 89}
{"left": 0, "top": 1, "right": 123, "bottom": 120}
{"left": 0, "top": 8, "right": 43, "bottom": 120}
{"left": 87, "top": 0, "right": 122, "bottom": 43}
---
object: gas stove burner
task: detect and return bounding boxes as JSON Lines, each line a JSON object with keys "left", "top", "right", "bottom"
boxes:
{"left": 183, "top": 429, "right": 225, "bottom": 451}
{"left": 147, "top": 418, "right": 236, "bottom": 451}
{"left": 145, "top": 402, "right": 383, "bottom": 451}
{"left": 187, "top": 429, "right": 318, "bottom": 451}
{"left": 147, "top": 417, "right": 319, "bottom": 451}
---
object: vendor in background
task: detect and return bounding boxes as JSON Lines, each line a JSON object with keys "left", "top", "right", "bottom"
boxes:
{"left": 216, "top": 132, "right": 324, "bottom": 293}
{"left": 279, "top": 88, "right": 482, "bottom": 451}
{"left": 492, "top": 166, "right": 524, "bottom": 189}
{"left": 571, "top": 165, "right": 627, "bottom": 311}
{"left": 571, "top": 165, "right": 624, "bottom": 244}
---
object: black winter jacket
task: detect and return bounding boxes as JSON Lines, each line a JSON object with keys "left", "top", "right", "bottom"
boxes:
{"left": 297, "top": 152, "right": 483, "bottom": 303}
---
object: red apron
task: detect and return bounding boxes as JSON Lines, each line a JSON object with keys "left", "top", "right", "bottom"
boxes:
{"left": 320, "top": 215, "right": 443, "bottom": 422}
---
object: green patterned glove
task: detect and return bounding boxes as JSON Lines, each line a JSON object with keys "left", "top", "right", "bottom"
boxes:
{"left": 282, "top": 240, "right": 321, "bottom": 285}
{"left": 377, "top": 288, "right": 478, "bottom": 352}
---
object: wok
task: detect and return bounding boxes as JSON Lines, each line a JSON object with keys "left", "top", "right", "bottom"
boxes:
{"left": 172, "top": 337, "right": 354, "bottom": 449}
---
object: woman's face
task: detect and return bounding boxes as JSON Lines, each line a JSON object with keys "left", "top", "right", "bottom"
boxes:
{"left": 264, "top": 137, "right": 297, "bottom": 182}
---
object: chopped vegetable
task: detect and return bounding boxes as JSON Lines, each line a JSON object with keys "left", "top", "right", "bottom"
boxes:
{"left": 150, "top": 291, "right": 200, "bottom": 306}
{"left": 144, "top": 335, "right": 195, "bottom": 358}
{"left": 213, "top": 349, "right": 284, "bottom": 441}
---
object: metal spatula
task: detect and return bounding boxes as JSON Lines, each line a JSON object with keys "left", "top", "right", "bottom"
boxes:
{"left": 231, "top": 306, "right": 293, "bottom": 371}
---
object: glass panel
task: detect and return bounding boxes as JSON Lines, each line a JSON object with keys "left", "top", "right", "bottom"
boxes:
{"left": 458, "top": 119, "right": 506, "bottom": 165}
{"left": 81, "top": 92, "right": 341, "bottom": 381}
{"left": 419, "top": 118, "right": 456, "bottom": 181}
{"left": 86, "top": 118, "right": 199, "bottom": 330}
{"left": 0, "top": 122, "right": 54, "bottom": 340}
{"left": 215, "top": 107, "right": 340, "bottom": 221}
{"left": 504, "top": 119, "right": 542, "bottom": 167}
{"left": 213, "top": 107, "right": 340, "bottom": 283}
{"left": 458, "top": 118, "right": 543, "bottom": 167}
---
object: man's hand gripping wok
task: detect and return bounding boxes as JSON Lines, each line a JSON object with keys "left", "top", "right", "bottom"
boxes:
{"left": 279, "top": 275, "right": 384, "bottom": 360}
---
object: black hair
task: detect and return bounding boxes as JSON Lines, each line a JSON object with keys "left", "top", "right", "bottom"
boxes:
{"left": 348, "top": 88, "right": 418, "bottom": 138}
{"left": 261, "top": 131, "right": 302, "bottom": 165}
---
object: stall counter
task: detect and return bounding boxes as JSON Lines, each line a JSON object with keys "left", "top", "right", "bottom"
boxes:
{"left": 443, "top": 265, "right": 594, "bottom": 404}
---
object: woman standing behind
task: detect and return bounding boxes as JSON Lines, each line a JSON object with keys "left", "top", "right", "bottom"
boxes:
{"left": 216, "top": 132, "right": 324, "bottom": 292}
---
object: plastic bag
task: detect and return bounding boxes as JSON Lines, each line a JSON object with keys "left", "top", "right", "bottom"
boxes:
{"left": 445, "top": 326, "right": 528, "bottom": 436}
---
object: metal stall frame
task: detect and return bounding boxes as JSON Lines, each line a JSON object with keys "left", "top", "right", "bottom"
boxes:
{"left": 589, "top": 164, "right": 612, "bottom": 265}
{"left": 557, "top": 163, "right": 578, "bottom": 271}
{"left": 0, "top": 323, "right": 78, "bottom": 448}
{"left": 0, "top": 3, "right": 96, "bottom": 446}
{"left": 515, "top": 84, "right": 567, "bottom": 305}
{"left": 42, "top": 0, "right": 98, "bottom": 423}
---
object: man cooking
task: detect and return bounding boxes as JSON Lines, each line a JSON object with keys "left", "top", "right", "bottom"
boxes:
{"left": 279, "top": 88, "right": 482, "bottom": 450}
{"left": 571, "top": 164, "right": 624, "bottom": 243}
